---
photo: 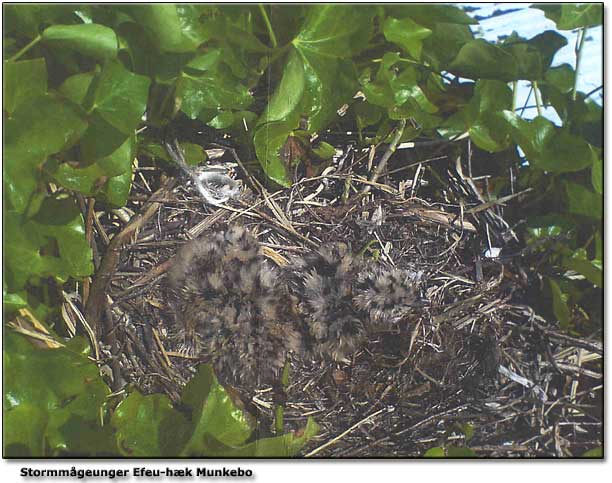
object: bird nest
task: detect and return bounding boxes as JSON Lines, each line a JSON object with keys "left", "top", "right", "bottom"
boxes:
{"left": 82, "top": 139, "right": 602, "bottom": 457}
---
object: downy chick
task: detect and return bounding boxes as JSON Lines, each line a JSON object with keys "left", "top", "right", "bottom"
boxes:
{"left": 353, "top": 266, "right": 420, "bottom": 327}
{"left": 290, "top": 243, "right": 366, "bottom": 363}
{"left": 167, "top": 226, "right": 303, "bottom": 387}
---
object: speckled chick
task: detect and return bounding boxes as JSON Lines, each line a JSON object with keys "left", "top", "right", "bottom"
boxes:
{"left": 353, "top": 265, "right": 419, "bottom": 327}
{"left": 166, "top": 226, "right": 303, "bottom": 387}
{"left": 290, "top": 243, "right": 366, "bottom": 363}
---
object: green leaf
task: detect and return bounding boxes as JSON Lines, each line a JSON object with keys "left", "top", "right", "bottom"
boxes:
{"left": 4, "top": 94, "right": 88, "bottom": 213}
{"left": 58, "top": 72, "right": 95, "bottom": 107}
{"left": 3, "top": 288, "right": 28, "bottom": 312}
{"left": 545, "top": 64, "right": 575, "bottom": 94}
{"left": 449, "top": 39, "right": 518, "bottom": 81}
{"left": 501, "top": 112, "right": 595, "bottom": 173}
{"left": 383, "top": 17, "right": 432, "bottom": 60}
{"left": 565, "top": 182, "right": 602, "bottom": 221}
{"left": 549, "top": 278, "right": 571, "bottom": 329}
{"left": 80, "top": 61, "right": 149, "bottom": 159}
{"left": 386, "top": 4, "right": 477, "bottom": 26}
{"left": 208, "top": 111, "right": 235, "bottom": 130}
{"left": 4, "top": 4, "right": 75, "bottom": 37}
{"left": 4, "top": 198, "right": 93, "bottom": 290}
{"left": 3, "top": 58, "right": 47, "bottom": 116}
{"left": 562, "top": 248, "right": 602, "bottom": 288}
{"left": 581, "top": 447, "right": 603, "bottom": 458}
{"left": 293, "top": 5, "right": 375, "bottom": 58}
{"left": 42, "top": 24, "right": 118, "bottom": 61}
{"left": 88, "top": 61, "right": 150, "bottom": 135}
{"left": 446, "top": 446, "right": 476, "bottom": 457}
{"left": 501, "top": 31, "right": 566, "bottom": 81}
{"left": 112, "top": 392, "right": 190, "bottom": 457}
{"left": 176, "top": 69, "right": 252, "bottom": 119}
{"left": 534, "top": 4, "right": 602, "bottom": 30}
{"left": 48, "top": 135, "right": 134, "bottom": 201}
{"left": 592, "top": 154, "right": 602, "bottom": 194}
{"left": 218, "top": 417, "right": 319, "bottom": 457}
{"left": 127, "top": 4, "right": 210, "bottom": 53}
{"left": 4, "top": 332, "right": 110, "bottom": 456}
{"left": 3, "top": 403, "right": 47, "bottom": 457}
{"left": 424, "top": 447, "right": 446, "bottom": 457}
{"left": 180, "top": 365, "right": 254, "bottom": 455}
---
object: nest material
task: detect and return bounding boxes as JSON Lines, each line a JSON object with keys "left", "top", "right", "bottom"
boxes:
{"left": 78, "top": 139, "right": 603, "bottom": 457}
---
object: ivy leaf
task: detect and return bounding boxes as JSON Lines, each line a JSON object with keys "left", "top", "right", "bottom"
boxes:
{"left": 42, "top": 24, "right": 118, "bottom": 61}
{"left": 126, "top": 4, "right": 210, "bottom": 53}
{"left": 446, "top": 446, "right": 476, "bottom": 457}
{"left": 293, "top": 5, "right": 375, "bottom": 58}
{"left": 4, "top": 94, "right": 88, "bottom": 214}
{"left": 112, "top": 392, "right": 190, "bottom": 457}
{"left": 80, "top": 61, "right": 150, "bottom": 158}
{"left": 534, "top": 4, "right": 602, "bottom": 30}
{"left": 86, "top": 61, "right": 150, "bottom": 135}
{"left": 4, "top": 332, "right": 110, "bottom": 456}
{"left": 180, "top": 365, "right": 254, "bottom": 455}
{"left": 501, "top": 112, "right": 595, "bottom": 173}
{"left": 47, "top": 135, "right": 134, "bottom": 204}
{"left": 562, "top": 248, "right": 602, "bottom": 288}
{"left": 3, "top": 58, "right": 48, "bottom": 116}
{"left": 591, "top": 154, "right": 602, "bottom": 194}
{"left": 565, "top": 182, "right": 602, "bottom": 221}
{"left": 386, "top": 4, "right": 477, "bottom": 26}
{"left": 549, "top": 278, "right": 571, "bottom": 329}
{"left": 253, "top": 49, "right": 306, "bottom": 186}
{"left": 383, "top": 17, "right": 432, "bottom": 60}
{"left": 176, "top": 68, "right": 252, "bottom": 119}
{"left": 58, "top": 71, "right": 96, "bottom": 106}
{"left": 449, "top": 39, "right": 518, "bottom": 81}
{"left": 215, "top": 417, "right": 319, "bottom": 457}
{"left": 545, "top": 64, "right": 575, "bottom": 94}
{"left": 424, "top": 447, "right": 446, "bottom": 457}
{"left": 4, "top": 198, "right": 93, "bottom": 290}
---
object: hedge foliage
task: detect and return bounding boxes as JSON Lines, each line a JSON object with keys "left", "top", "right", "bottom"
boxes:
{"left": 3, "top": 4, "right": 602, "bottom": 457}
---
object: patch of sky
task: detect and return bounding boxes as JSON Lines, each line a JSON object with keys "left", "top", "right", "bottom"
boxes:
{"left": 461, "top": 3, "right": 602, "bottom": 125}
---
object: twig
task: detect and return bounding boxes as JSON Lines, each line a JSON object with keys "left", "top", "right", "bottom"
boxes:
{"left": 304, "top": 408, "right": 387, "bottom": 457}
{"left": 361, "top": 119, "right": 406, "bottom": 194}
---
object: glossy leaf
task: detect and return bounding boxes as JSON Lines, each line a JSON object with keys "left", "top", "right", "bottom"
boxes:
{"left": 180, "top": 365, "right": 254, "bottom": 455}
{"left": 80, "top": 61, "right": 149, "bottom": 158}
{"left": 112, "top": 392, "right": 190, "bottom": 457}
{"left": 446, "top": 446, "right": 477, "bottom": 457}
{"left": 126, "top": 4, "right": 210, "bottom": 53}
{"left": 534, "top": 4, "right": 602, "bottom": 30}
{"left": 58, "top": 71, "right": 95, "bottom": 106}
{"left": 4, "top": 94, "right": 87, "bottom": 213}
{"left": 565, "top": 182, "right": 602, "bottom": 221}
{"left": 4, "top": 332, "right": 110, "bottom": 456}
{"left": 3, "top": 58, "right": 47, "bottom": 116}
{"left": 549, "top": 278, "right": 571, "bottom": 329}
{"left": 449, "top": 39, "right": 518, "bottom": 81}
{"left": 383, "top": 17, "right": 432, "bottom": 60}
{"left": 42, "top": 24, "right": 118, "bottom": 61}
{"left": 424, "top": 447, "right": 446, "bottom": 457}
{"left": 4, "top": 198, "right": 93, "bottom": 290}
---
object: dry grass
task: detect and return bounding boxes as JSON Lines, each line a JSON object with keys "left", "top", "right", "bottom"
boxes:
{"left": 73, "top": 136, "right": 602, "bottom": 457}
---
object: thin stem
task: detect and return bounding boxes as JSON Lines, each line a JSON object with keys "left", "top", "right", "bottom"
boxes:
{"left": 8, "top": 35, "right": 42, "bottom": 62}
{"left": 361, "top": 118, "right": 407, "bottom": 194}
{"left": 532, "top": 81, "right": 543, "bottom": 117}
{"left": 258, "top": 4, "right": 278, "bottom": 49}
{"left": 584, "top": 85, "right": 603, "bottom": 99}
{"left": 572, "top": 27, "right": 588, "bottom": 101}
{"left": 511, "top": 81, "right": 518, "bottom": 111}
{"left": 274, "top": 360, "right": 291, "bottom": 434}
{"left": 518, "top": 85, "right": 533, "bottom": 117}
